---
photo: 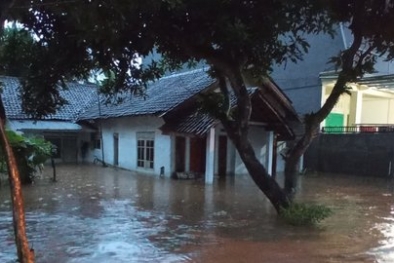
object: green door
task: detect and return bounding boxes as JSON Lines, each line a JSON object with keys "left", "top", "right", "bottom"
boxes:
{"left": 325, "top": 113, "right": 344, "bottom": 133}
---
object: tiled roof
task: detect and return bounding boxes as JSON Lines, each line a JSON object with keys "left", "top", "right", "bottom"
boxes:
{"left": 1, "top": 76, "right": 98, "bottom": 121}
{"left": 78, "top": 68, "right": 216, "bottom": 120}
{"left": 161, "top": 88, "right": 257, "bottom": 136}
{"left": 162, "top": 84, "right": 299, "bottom": 139}
{"left": 162, "top": 111, "right": 216, "bottom": 136}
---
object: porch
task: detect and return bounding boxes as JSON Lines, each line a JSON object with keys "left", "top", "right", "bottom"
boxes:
{"left": 171, "top": 125, "right": 277, "bottom": 184}
{"left": 320, "top": 73, "right": 394, "bottom": 131}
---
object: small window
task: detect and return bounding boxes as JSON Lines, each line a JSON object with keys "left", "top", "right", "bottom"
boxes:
{"left": 137, "top": 132, "right": 155, "bottom": 169}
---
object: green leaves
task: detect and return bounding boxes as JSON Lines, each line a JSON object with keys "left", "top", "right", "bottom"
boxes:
{"left": 1, "top": 130, "right": 53, "bottom": 181}
{"left": 280, "top": 202, "right": 332, "bottom": 226}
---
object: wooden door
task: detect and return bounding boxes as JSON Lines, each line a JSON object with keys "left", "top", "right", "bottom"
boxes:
{"left": 190, "top": 137, "right": 207, "bottom": 173}
{"left": 218, "top": 136, "right": 227, "bottom": 177}
{"left": 175, "top": 136, "right": 186, "bottom": 172}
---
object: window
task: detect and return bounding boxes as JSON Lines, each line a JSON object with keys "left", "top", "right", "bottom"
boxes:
{"left": 137, "top": 132, "right": 155, "bottom": 169}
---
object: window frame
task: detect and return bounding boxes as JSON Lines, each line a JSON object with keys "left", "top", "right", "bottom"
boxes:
{"left": 136, "top": 132, "right": 155, "bottom": 170}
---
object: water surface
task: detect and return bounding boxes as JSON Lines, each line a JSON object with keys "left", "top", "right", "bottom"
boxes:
{"left": 0, "top": 165, "right": 393, "bottom": 262}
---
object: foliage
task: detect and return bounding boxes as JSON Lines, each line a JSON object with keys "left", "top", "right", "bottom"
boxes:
{"left": 8, "top": 0, "right": 336, "bottom": 118}
{"left": 280, "top": 203, "right": 332, "bottom": 226}
{"left": 0, "top": 26, "right": 36, "bottom": 77}
{"left": 4, "top": 0, "right": 394, "bottom": 209}
{"left": 0, "top": 130, "right": 53, "bottom": 183}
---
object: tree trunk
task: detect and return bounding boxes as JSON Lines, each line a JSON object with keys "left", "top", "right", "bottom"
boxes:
{"left": 225, "top": 125, "right": 290, "bottom": 213}
{"left": 216, "top": 67, "right": 290, "bottom": 213}
{"left": 283, "top": 10, "right": 365, "bottom": 194}
{"left": 0, "top": 98, "right": 35, "bottom": 263}
{"left": 284, "top": 123, "right": 318, "bottom": 195}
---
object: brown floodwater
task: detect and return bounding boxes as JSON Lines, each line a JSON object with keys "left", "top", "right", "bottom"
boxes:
{"left": 0, "top": 164, "right": 393, "bottom": 263}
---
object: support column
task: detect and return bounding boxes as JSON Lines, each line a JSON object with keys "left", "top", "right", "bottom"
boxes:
{"left": 185, "top": 137, "right": 191, "bottom": 172}
{"left": 170, "top": 135, "right": 176, "bottom": 176}
{"left": 267, "top": 131, "right": 274, "bottom": 176}
{"left": 205, "top": 127, "right": 216, "bottom": 184}
{"left": 298, "top": 154, "right": 304, "bottom": 173}
{"left": 349, "top": 90, "right": 363, "bottom": 126}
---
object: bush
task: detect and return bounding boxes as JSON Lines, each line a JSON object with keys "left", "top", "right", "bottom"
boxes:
{"left": 0, "top": 131, "right": 53, "bottom": 184}
{"left": 280, "top": 203, "right": 332, "bottom": 226}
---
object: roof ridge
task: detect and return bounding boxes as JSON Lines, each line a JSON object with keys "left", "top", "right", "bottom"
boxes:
{"left": 160, "top": 67, "right": 209, "bottom": 80}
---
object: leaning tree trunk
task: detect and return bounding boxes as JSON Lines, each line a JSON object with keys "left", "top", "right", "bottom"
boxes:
{"left": 0, "top": 98, "right": 35, "bottom": 263}
{"left": 225, "top": 126, "right": 290, "bottom": 213}
{"left": 0, "top": 2, "right": 34, "bottom": 260}
{"left": 215, "top": 66, "right": 290, "bottom": 213}
{"left": 284, "top": 12, "right": 366, "bottom": 194}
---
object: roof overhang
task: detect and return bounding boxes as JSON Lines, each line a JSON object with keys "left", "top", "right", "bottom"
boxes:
{"left": 7, "top": 120, "right": 96, "bottom": 133}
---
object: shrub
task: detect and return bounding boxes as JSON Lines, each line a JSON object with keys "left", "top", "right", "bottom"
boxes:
{"left": 280, "top": 203, "right": 332, "bottom": 226}
{"left": 0, "top": 130, "right": 53, "bottom": 184}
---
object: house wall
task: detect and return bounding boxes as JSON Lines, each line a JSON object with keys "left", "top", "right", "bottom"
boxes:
{"left": 96, "top": 116, "right": 172, "bottom": 177}
{"left": 362, "top": 97, "right": 394, "bottom": 124}
{"left": 234, "top": 126, "right": 270, "bottom": 174}
{"left": 320, "top": 82, "right": 352, "bottom": 126}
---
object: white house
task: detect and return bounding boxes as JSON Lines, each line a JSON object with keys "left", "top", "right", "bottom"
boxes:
{"left": 1, "top": 69, "right": 298, "bottom": 182}
{"left": 78, "top": 68, "right": 299, "bottom": 183}
{"left": 2, "top": 76, "right": 97, "bottom": 163}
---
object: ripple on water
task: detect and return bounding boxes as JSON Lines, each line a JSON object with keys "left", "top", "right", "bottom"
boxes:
{"left": 368, "top": 217, "right": 394, "bottom": 263}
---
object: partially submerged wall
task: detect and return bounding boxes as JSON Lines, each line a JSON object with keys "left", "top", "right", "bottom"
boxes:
{"left": 305, "top": 133, "right": 394, "bottom": 177}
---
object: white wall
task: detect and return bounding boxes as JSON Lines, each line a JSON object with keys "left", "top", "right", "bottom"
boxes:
{"left": 362, "top": 98, "right": 389, "bottom": 124}
{"left": 98, "top": 116, "right": 172, "bottom": 177}
{"left": 234, "top": 126, "right": 269, "bottom": 174}
{"left": 362, "top": 97, "right": 394, "bottom": 124}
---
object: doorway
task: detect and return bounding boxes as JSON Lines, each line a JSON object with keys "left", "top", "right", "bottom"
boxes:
{"left": 190, "top": 137, "right": 207, "bottom": 174}
{"left": 175, "top": 136, "right": 186, "bottom": 172}
{"left": 218, "top": 135, "right": 227, "bottom": 178}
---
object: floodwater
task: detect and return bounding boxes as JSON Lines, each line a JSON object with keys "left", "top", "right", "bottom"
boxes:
{"left": 0, "top": 165, "right": 393, "bottom": 263}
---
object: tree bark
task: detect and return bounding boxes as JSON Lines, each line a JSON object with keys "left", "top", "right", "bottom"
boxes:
{"left": 224, "top": 124, "right": 290, "bottom": 213}
{"left": 0, "top": 98, "right": 35, "bottom": 263}
{"left": 0, "top": 1, "right": 35, "bottom": 262}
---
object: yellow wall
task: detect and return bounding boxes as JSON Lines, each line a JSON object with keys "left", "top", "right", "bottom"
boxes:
{"left": 321, "top": 81, "right": 351, "bottom": 126}
{"left": 362, "top": 97, "right": 394, "bottom": 124}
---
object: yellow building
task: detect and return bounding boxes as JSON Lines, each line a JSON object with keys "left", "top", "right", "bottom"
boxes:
{"left": 320, "top": 72, "right": 394, "bottom": 133}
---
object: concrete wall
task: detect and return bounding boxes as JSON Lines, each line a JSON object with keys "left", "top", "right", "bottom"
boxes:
{"left": 97, "top": 116, "right": 172, "bottom": 177}
{"left": 305, "top": 133, "right": 394, "bottom": 177}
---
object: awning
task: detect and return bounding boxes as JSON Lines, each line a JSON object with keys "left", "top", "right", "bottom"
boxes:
{"left": 7, "top": 120, "right": 96, "bottom": 132}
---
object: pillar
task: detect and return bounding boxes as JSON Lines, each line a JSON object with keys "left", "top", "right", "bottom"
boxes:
{"left": 349, "top": 90, "right": 363, "bottom": 127}
{"left": 185, "top": 137, "right": 191, "bottom": 172}
{"left": 205, "top": 127, "right": 216, "bottom": 184}
{"left": 267, "top": 131, "right": 274, "bottom": 176}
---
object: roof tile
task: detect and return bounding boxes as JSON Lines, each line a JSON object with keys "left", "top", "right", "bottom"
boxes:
{"left": 1, "top": 76, "right": 98, "bottom": 121}
{"left": 78, "top": 68, "right": 216, "bottom": 120}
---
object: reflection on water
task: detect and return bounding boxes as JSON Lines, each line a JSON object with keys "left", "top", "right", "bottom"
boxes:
{"left": 0, "top": 165, "right": 393, "bottom": 263}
